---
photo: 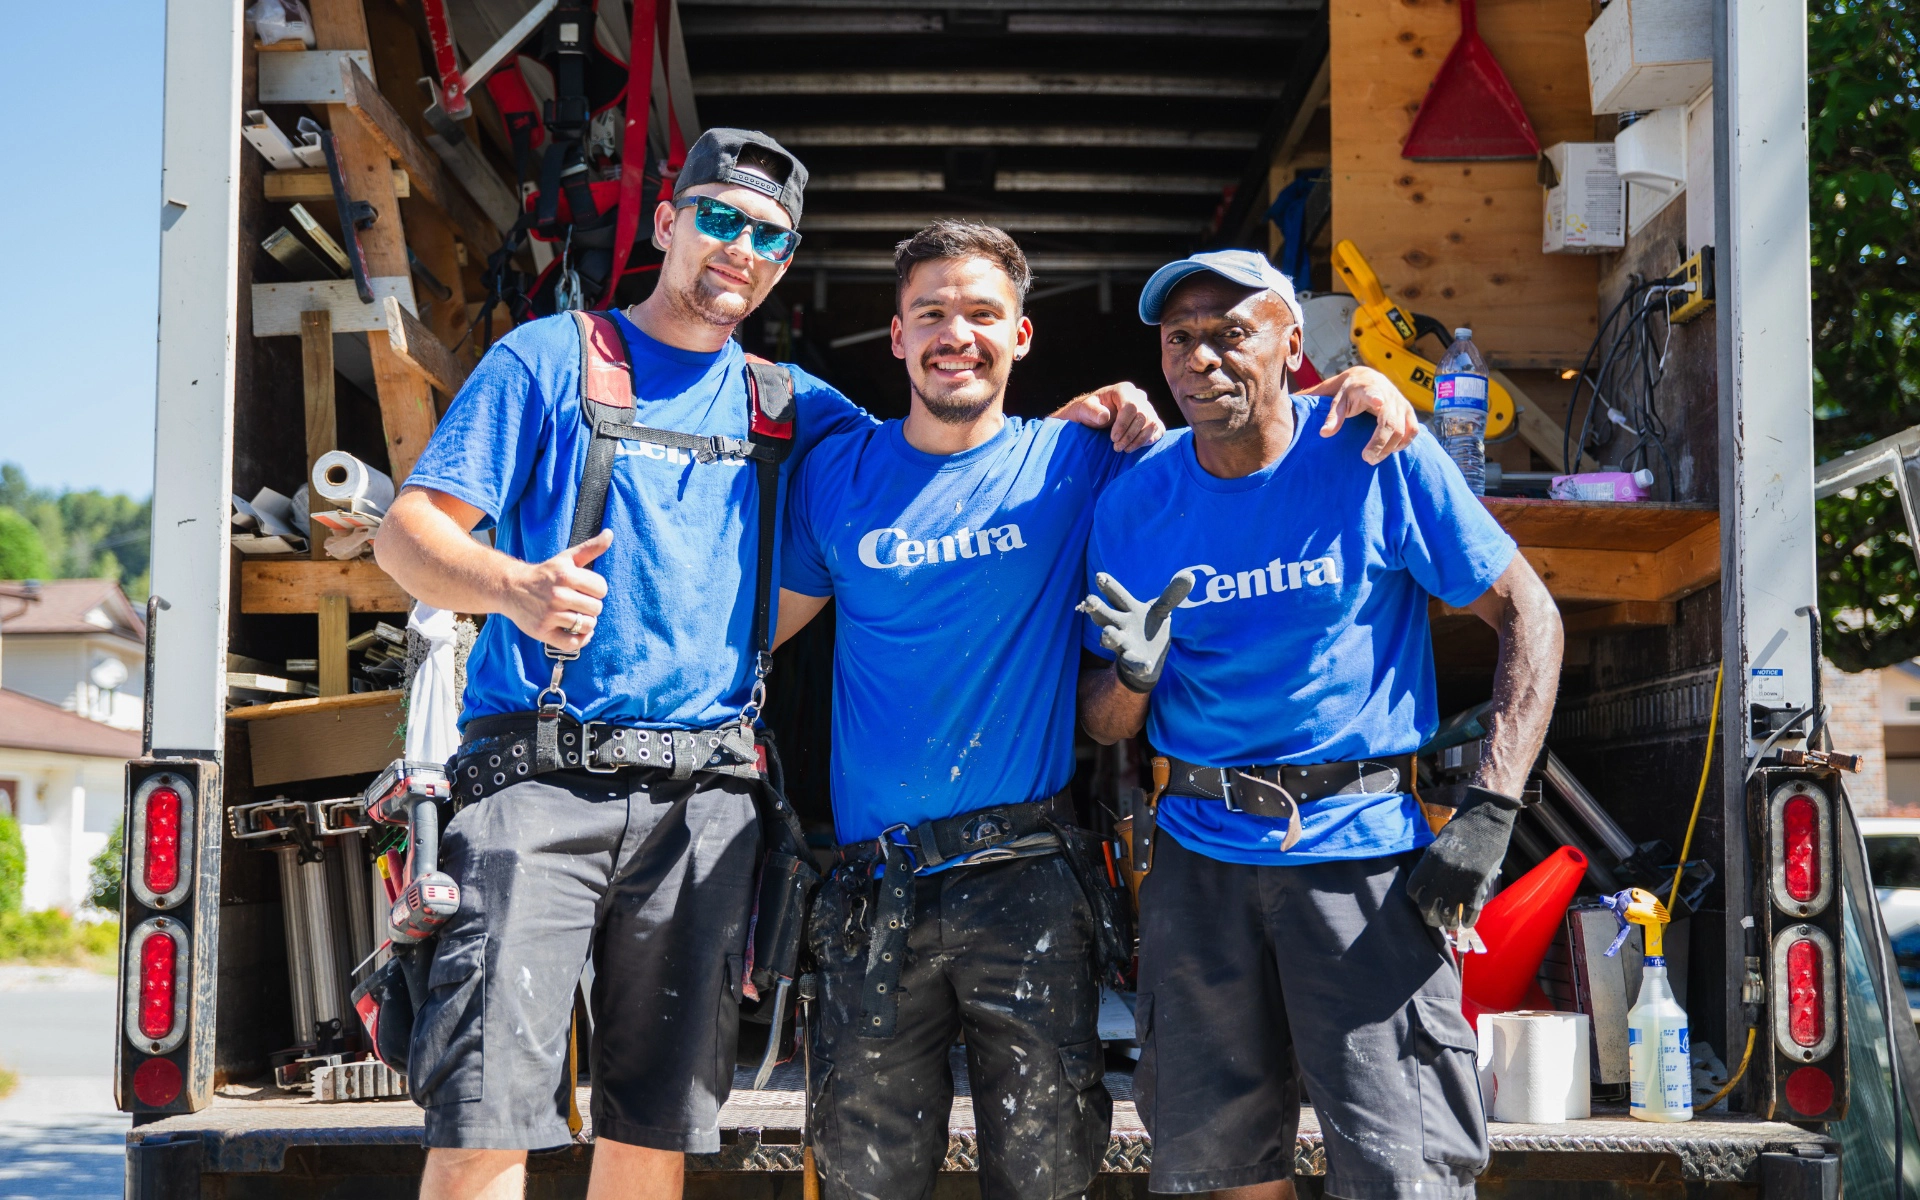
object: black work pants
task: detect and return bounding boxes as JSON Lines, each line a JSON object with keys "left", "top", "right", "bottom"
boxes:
{"left": 806, "top": 852, "right": 1112, "bottom": 1200}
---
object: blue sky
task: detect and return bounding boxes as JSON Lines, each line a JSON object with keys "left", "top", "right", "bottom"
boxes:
{"left": 0, "top": 0, "right": 164, "bottom": 497}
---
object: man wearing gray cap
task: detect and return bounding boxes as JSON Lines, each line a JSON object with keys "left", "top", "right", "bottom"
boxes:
{"left": 1078, "top": 250, "right": 1563, "bottom": 1198}
{"left": 376, "top": 128, "right": 1156, "bottom": 1200}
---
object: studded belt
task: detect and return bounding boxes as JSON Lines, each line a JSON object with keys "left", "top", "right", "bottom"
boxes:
{"left": 452, "top": 712, "right": 763, "bottom": 805}
{"left": 1160, "top": 754, "right": 1415, "bottom": 852}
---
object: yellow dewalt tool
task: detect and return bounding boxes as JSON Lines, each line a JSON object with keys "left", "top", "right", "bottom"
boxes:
{"left": 1330, "top": 239, "right": 1516, "bottom": 439}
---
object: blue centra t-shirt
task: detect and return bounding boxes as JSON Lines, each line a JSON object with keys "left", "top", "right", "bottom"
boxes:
{"left": 784, "top": 417, "right": 1132, "bottom": 848}
{"left": 1084, "top": 394, "right": 1517, "bottom": 866}
{"left": 407, "top": 311, "right": 872, "bottom": 729}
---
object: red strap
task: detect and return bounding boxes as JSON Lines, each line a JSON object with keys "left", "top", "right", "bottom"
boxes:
{"left": 576, "top": 312, "right": 635, "bottom": 409}
{"left": 603, "top": 0, "right": 661, "bottom": 307}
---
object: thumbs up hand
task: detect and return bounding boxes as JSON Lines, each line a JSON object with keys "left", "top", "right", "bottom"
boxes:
{"left": 1078, "top": 569, "right": 1195, "bottom": 694}
{"left": 508, "top": 528, "right": 614, "bottom": 652}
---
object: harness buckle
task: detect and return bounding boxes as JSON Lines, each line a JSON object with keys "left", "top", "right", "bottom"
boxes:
{"left": 876, "top": 823, "right": 918, "bottom": 872}
{"left": 1218, "top": 767, "right": 1241, "bottom": 813}
{"left": 581, "top": 721, "right": 620, "bottom": 774}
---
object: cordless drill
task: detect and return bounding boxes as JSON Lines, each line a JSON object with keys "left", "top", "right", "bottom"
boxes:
{"left": 364, "top": 759, "right": 460, "bottom": 944}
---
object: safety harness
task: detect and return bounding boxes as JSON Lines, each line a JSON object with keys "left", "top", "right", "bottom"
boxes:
{"left": 450, "top": 308, "right": 795, "bottom": 805}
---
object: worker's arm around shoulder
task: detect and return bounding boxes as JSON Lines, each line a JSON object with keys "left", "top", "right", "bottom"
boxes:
{"left": 1079, "top": 656, "right": 1150, "bottom": 745}
{"left": 1460, "top": 555, "right": 1564, "bottom": 794}
{"left": 376, "top": 487, "right": 612, "bottom": 655}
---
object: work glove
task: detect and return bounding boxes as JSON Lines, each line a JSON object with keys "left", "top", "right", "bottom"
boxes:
{"left": 1405, "top": 785, "right": 1526, "bottom": 933}
{"left": 1079, "top": 570, "right": 1195, "bottom": 693}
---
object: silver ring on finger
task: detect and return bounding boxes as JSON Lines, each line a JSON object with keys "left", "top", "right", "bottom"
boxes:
{"left": 567, "top": 613, "right": 583, "bottom": 637}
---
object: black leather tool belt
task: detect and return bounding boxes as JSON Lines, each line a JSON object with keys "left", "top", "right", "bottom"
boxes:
{"left": 453, "top": 711, "right": 763, "bottom": 805}
{"left": 1161, "top": 754, "right": 1415, "bottom": 851}
{"left": 1162, "top": 754, "right": 1414, "bottom": 813}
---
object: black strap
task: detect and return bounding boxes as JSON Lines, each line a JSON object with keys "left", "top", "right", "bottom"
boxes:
{"left": 858, "top": 840, "right": 916, "bottom": 1039}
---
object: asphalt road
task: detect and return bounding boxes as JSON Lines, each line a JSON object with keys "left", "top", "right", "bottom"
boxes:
{"left": 0, "top": 967, "right": 125, "bottom": 1199}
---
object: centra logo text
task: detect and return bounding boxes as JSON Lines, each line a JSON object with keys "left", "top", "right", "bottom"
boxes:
{"left": 858, "top": 524, "right": 1027, "bottom": 569}
{"left": 1180, "top": 556, "right": 1340, "bottom": 607}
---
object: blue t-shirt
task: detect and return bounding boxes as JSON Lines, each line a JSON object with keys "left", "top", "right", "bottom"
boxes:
{"left": 783, "top": 417, "right": 1133, "bottom": 849}
{"left": 1083, "top": 394, "right": 1517, "bottom": 866}
{"left": 407, "top": 311, "right": 873, "bottom": 729}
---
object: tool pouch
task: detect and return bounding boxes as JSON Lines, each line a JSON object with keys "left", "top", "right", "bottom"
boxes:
{"left": 749, "top": 849, "right": 819, "bottom": 997}
{"left": 351, "top": 942, "right": 430, "bottom": 1075}
{"left": 1047, "top": 821, "right": 1135, "bottom": 988}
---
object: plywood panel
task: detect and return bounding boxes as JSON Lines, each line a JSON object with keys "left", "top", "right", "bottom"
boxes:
{"left": 1330, "top": 0, "right": 1600, "bottom": 368}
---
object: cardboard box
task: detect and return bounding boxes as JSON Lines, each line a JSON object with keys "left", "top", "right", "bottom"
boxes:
{"left": 1585, "top": 0, "right": 1713, "bottom": 113}
{"left": 1542, "top": 143, "right": 1625, "bottom": 254}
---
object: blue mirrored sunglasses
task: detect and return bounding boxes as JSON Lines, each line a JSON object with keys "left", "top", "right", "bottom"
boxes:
{"left": 675, "top": 196, "right": 802, "bottom": 263}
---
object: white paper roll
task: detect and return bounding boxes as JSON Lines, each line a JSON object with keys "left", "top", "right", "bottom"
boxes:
{"left": 1485, "top": 1011, "right": 1591, "bottom": 1124}
{"left": 312, "top": 451, "right": 395, "bottom": 515}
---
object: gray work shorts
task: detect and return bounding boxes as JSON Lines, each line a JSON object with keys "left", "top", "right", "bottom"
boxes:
{"left": 1134, "top": 835, "right": 1488, "bottom": 1198}
{"left": 409, "top": 768, "right": 760, "bottom": 1152}
{"left": 807, "top": 852, "right": 1112, "bottom": 1200}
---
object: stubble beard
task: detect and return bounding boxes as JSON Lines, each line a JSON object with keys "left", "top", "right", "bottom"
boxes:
{"left": 663, "top": 255, "right": 756, "bottom": 330}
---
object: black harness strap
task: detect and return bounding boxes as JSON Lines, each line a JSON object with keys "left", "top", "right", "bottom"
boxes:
{"left": 546, "top": 311, "right": 794, "bottom": 748}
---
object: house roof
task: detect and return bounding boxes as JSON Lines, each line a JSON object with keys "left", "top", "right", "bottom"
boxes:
{"left": 0, "top": 689, "right": 141, "bottom": 759}
{"left": 0, "top": 579, "right": 144, "bottom": 643}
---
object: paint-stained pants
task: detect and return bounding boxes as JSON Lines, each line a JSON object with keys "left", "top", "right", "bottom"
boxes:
{"left": 807, "top": 852, "right": 1112, "bottom": 1200}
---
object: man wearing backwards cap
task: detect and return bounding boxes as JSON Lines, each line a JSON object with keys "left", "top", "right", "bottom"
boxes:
{"left": 1078, "top": 250, "right": 1563, "bottom": 1198}
{"left": 377, "top": 129, "right": 1154, "bottom": 1200}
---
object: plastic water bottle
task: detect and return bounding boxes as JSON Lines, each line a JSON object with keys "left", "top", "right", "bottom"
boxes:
{"left": 1434, "top": 327, "right": 1490, "bottom": 495}
{"left": 1626, "top": 956, "right": 1694, "bottom": 1122}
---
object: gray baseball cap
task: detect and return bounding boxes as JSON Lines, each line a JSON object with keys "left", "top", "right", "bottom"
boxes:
{"left": 674, "top": 128, "right": 808, "bottom": 226}
{"left": 1138, "top": 249, "right": 1304, "bottom": 326}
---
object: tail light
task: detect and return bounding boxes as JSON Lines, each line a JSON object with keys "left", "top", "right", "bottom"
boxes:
{"left": 118, "top": 757, "right": 219, "bottom": 1116}
{"left": 129, "top": 772, "right": 195, "bottom": 909}
{"left": 1768, "top": 780, "right": 1832, "bottom": 918}
{"left": 124, "top": 918, "right": 189, "bottom": 1055}
{"left": 1752, "top": 769, "right": 1847, "bottom": 1120}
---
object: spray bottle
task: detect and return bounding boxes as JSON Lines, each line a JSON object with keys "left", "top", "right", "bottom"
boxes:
{"left": 1604, "top": 888, "right": 1692, "bottom": 1122}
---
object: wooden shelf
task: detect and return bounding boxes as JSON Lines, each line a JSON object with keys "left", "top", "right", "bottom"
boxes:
{"left": 1431, "top": 500, "right": 1719, "bottom": 635}
{"left": 1486, "top": 498, "right": 1718, "bottom": 607}
{"left": 240, "top": 557, "right": 412, "bottom": 614}
{"left": 226, "top": 689, "right": 403, "bottom": 723}
{"left": 228, "top": 690, "right": 406, "bottom": 787}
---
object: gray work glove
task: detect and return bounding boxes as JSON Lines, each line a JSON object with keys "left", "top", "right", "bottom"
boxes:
{"left": 1078, "top": 570, "right": 1195, "bottom": 693}
{"left": 1405, "top": 785, "right": 1526, "bottom": 931}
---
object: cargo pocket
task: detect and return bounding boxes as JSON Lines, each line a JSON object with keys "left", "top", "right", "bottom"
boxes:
{"left": 410, "top": 933, "right": 487, "bottom": 1107}
{"left": 716, "top": 953, "right": 746, "bottom": 1090}
{"left": 1408, "top": 994, "right": 1489, "bottom": 1170}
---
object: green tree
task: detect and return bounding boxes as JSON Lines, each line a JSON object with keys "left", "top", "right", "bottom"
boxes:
{"left": 1810, "top": 0, "right": 1920, "bottom": 670}
{"left": 88, "top": 822, "right": 122, "bottom": 913}
{"left": 0, "top": 464, "right": 150, "bottom": 596}
{"left": 0, "top": 509, "right": 51, "bottom": 580}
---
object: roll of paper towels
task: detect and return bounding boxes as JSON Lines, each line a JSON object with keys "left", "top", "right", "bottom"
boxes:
{"left": 1477, "top": 1011, "right": 1591, "bottom": 1123}
{"left": 312, "top": 451, "right": 395, "bottom": 515}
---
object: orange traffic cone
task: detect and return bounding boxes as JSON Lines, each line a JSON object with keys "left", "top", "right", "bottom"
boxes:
{"left": 1460, "top": 846, "right": 1587, "bottom": 1023}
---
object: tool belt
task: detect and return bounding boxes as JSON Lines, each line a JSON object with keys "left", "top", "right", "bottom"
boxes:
{"left": 1161, "top": 753, "right": 1415, "bottom": 851}
{"left": 834, "top": 790, "right": 1132, "bottom": 1038}
{"left": 451, "top": 712, "right": 764, "bottom": 805}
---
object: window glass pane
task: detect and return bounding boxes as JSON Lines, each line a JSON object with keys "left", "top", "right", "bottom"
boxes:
{"left": 1865, "top": 835, "right": 1920, "bottom": 890}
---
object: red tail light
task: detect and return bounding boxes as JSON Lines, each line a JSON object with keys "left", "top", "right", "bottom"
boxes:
{"left": 1768, "top": 782, "right": 1832, "bottom": 917}
{"left": 123, "top": 918, "right": 188, "bottom": 1055}
{"left": 143, "top": 787, "right": 181, "bottom": 895}
{"left": 1782, "top": 795, "right": 1819, "bottom": 903}
{"left": 130, "top": 773, "right": 194, "bottom": 909}
{"left": 1786, "top": 938, "right": 1823, "bottom": 1046}
{"left": 1772, "top": 925, "right": 1838, "bottom": 1062}
{"left": 131, "top": 1057, "right": 182, "bottom": 1108}
{"left": 139, "top": 933, "right": 176, "bottom": 1039}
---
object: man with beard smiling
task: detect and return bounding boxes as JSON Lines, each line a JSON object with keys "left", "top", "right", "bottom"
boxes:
{"left": 1078, "top": 252, "right": 1562, "bottom": 1199}
{"left": 375, "top": 130, "right": 1153, "bottom": 1200}
{"left": 772, "top": 223, "right": 1422, "bottom": 1200}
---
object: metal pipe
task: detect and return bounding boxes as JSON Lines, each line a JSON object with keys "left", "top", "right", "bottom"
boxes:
{"left": 338, "top": 831, "right": 375, "bottom": 981}
{"left": 298, "top": 850, "right": 344, "bottom": 1032}
{"left": 1539, "top": 750, "right": 1638, "bottom": 862}
{"left": 272, "top": 844, "right": 316, "bottom": 1045}
{"left": 1528, "top": 802, "right": 1622, "bottom": 893}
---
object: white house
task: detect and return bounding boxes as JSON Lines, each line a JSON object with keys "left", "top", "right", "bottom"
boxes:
{"left": 0, "top": 581, "right": 145, "bottom": 911}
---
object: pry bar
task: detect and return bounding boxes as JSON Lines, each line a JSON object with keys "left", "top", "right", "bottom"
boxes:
{"left": 320, "top": 130, "right": 379, "bottom": 304}
{"left": 419, "top": 0, "right": 559, "bottom": 141}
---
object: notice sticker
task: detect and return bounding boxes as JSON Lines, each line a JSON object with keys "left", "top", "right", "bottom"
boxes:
{"left": 1750, "top": 667, "right": 1786, "bottom": 704}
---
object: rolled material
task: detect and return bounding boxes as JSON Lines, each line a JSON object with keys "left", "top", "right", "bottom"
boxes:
{"left": 1477, "top": 1010, "right": 1591, "bottom": 1123}
{"left": 312, "top": 451, "right": 395, "bottom": 514}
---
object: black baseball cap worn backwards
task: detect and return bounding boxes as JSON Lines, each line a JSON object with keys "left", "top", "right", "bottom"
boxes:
{"left": 675, "top": 128, "right": 808, "bottom": 227}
